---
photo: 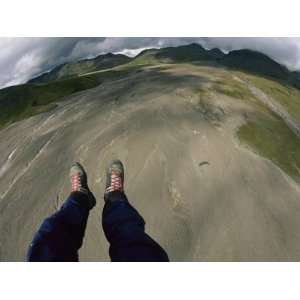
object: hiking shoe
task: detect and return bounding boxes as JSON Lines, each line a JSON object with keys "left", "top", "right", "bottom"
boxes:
{"left": 105, "top": 160, "right": 124, "bottom": 196}
{"left": 70, "top": 162, "right": 96, "bottom": 209}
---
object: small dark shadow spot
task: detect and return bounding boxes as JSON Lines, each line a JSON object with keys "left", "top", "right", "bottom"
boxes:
{"left": 199, "top": 161, "right": 210, "bottom": 167}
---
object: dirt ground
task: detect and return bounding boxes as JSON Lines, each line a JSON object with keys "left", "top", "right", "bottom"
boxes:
{"left": 1, "top": 64, "right": 300, "bottom": 261}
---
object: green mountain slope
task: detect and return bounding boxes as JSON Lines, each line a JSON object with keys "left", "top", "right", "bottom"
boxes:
{"left": 128, "top": 43, "right": 224, "bottom": 66}
{"left": 1, "top": 43, "right": 300, "bottom": 131}
{"left": 220, "top": 49, "right": 299, "bottom": 87}
{"left": 0, "top": 68, "right": 137, "bottom": 128}
{"left": 28, "top": 53, "right": 131, "bottom": 84}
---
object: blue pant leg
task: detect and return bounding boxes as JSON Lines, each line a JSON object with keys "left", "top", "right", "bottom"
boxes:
{"left": 102, "top": 191, "right": 169, "bottom": 262}
{"left": 27, "top": 192, "right": 90, "bottom": 262}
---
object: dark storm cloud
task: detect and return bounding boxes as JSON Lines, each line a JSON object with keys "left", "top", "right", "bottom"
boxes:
{"left": 0, "top": 37, "right": 300, "bottom": 88}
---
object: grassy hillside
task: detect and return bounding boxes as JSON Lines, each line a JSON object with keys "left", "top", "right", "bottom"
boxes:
{"left": 241, "top": 73, "right": 300, "bottom": 122}
{"left": 25, "top": 43, "right": 300, "bottom": 89}
{"left": 227, "top": 73, "right": 300, "bottom": 184}
{"left": 197, "top": 69, "right": 300, "bottom": 184}
{"left": 0, "top": 68, "right": 136, "bottom": 128}
{"left": 238, "top": 112, "right": 300, "bottom": 183}
{"left": 127, "top": 45, "right": 300, "bottom": 89}
{"left": 127, "top": 43, "right": 224, "bottom": 67}
{"left": 28, "top": 53, "right": 130, "bottom": 84}
{"left": 221, "top": 50, "right": 292, "bottom": 82}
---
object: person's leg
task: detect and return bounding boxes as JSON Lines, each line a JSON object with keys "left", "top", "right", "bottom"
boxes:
{"left": 27, "top": 163, "right": 96, "bottom": 262}
{"left": 102, "top": 160, "right": 169, "bottom": 262}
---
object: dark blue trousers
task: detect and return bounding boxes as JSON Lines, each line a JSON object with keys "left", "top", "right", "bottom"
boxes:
{"left": 27, "top": 191, "right": 169, "bottom": 262}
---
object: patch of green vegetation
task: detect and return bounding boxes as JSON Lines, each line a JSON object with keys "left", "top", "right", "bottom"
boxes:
{"left": 194, "top": 69, "right": 300, "bottom": 184}
{"left": 213, "top": 80, "right": 253, "bottom": 100}
{"left": 241, "top": 73, "right": 300, "bottom": 123}
{"left": 214, "top": 79, "right": 254, "bottom": 100}
{"left": 200, "top": 74, "right": 270, "bottom": 115}
{"left": 238, "top": 112, "right": 300, "bottom": 183}
{"left": 22, "top": 102, "right": 57, "bottom": 117}
{"left": 0, "top": 68, "right": 138, "bottom": 129}
{"left": 0, "top": 75, "right": 100, "bottom": 128}
{"left": 198, "top": 87, "right": 210, "bottom": 100}
{"left": 125, "top": 55, "right": 158, "bottom": 67}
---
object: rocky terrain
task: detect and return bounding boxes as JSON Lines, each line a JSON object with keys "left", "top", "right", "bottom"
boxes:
{"left": 1, "top": 45, "right": 300, "bottom": 261}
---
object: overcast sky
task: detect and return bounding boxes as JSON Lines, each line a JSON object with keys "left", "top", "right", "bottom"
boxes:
{"left": 0, "top": 37, "right": 300, "bottom": 89}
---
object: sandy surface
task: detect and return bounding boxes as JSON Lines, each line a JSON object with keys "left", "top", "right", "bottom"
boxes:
{"left": 1, "top": 64, "right": 300, "bottom": 261}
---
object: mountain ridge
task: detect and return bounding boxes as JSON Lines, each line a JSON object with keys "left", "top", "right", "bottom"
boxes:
{"left": 1, "top": 43, "right": 299, "bottom": 130}
{"left": 27, "top": 43, "right": 300, "bottom": 89}
{"left": 28, "top": 53, "right": 130, "bottom": 84}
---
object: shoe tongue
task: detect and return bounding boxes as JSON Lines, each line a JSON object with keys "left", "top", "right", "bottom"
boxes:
{"left": 112, "top": 169, "right": 120, "bottom": 174}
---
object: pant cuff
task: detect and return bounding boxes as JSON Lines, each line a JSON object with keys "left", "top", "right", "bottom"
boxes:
{"left": 69, "top": 191, "right": 91, "bottom": 210}
{"left": 104, "top": 191, "right": 128, "bottom": 203}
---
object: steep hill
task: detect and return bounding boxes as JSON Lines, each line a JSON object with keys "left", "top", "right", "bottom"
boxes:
{"left": 221, "top": 49, "right": 296, "bottom": 85}
{"left": 134, "top": 43, "right": 225, "bottom": 63}
{"left": 28, "top": 53, "right": 130, "bottom": 84}
{"left": 1, "top": 44, "right": 300, "bottom": 261}
{"left": 1, "top": 61, "right": 300, "bottom": 261}
{"left": 0, "top": 67, "right": 138, "bottom": 128}
{"left": 131, "top": 45, "right": 299, "bottom": 87}
{"left": 25, "top": 43, "right": 299, "bottom": 88}
{"left": 2, "top": 43, "right": 299, "bottom": 130}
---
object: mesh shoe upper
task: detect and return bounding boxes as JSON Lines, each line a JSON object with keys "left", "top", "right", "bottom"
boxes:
{"left": 70, "top": 162, "right": 88, "bottom": 194}
{"left": 105, "top": 160, "right": 124, "bottom": 193}
{"left": 70, "top": 162, "right": 96, "bottom": 209}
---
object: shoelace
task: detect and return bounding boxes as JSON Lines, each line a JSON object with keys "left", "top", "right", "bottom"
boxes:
{"left": 106, "top": 170, "right": 123, "bottom": 192}
{"left": 71, "top": 173, "right": 82, "bottom": 192}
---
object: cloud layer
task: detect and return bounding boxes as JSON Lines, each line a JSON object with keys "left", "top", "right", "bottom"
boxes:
{"left": 0, "top": 37, "right": 300, "bottom": 88}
